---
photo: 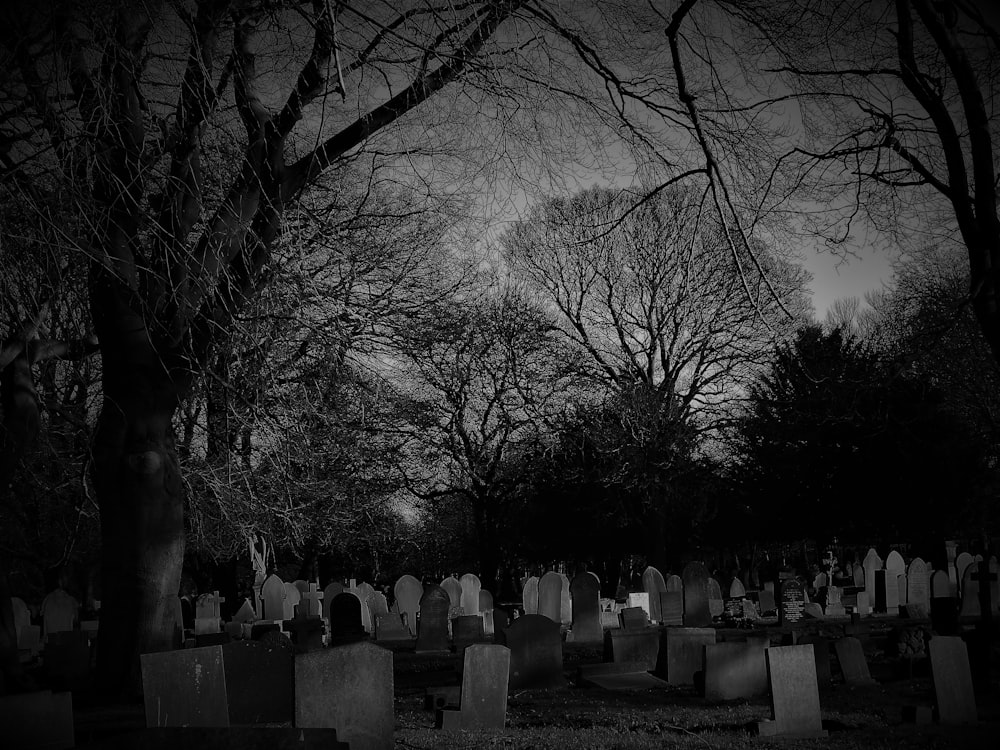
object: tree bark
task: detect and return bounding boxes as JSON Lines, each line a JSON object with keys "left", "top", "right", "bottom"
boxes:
{"left": 91, "top": 333, "right": 186, "bottom": 695}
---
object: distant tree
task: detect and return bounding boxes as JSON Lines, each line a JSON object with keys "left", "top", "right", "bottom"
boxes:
{"left": 735, "top": 324, "right": 987, "bottom": 543}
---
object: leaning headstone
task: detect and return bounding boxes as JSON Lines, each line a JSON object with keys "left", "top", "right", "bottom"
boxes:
{"left": 707, "top": 577, "right": 724, "bottom": 619}
{"left": 569, "top": 573, "right": 602, "bottom": 642}
{"left": 295, "top": 641, "right": 394, "bottom": 750}
{"left": 656, "top": 627, "right": 716, "bottom": 686}
{"left": 702, "top": 639, "right": 768, "bottom": 700}
{"left": 862, "top": 548, "right": 882, "bottom": 605}
{"left": 0, "top": 690, "right": 75, "bottom": 750}
{"left": 833, "top": 636, "right": 875, "bottom": 685}
{"left": 261, "top": 574, "right": 286, "bottom": 622}
{"left": 499, "top": 614, "right": 564, "bottom": 690}
{"left": 393, "top": 575, "right": 422, "bottom": 636}
{"left": 681, "top": 562, "right": 711, "bottom": 627}
{"left": 757, "top": 645, "right": 828, "bottom": 739}
{"left": 537, "top": 571, "right": 563, "bottom": 624}
{"left": 459, "top": 574, "right": 482, "bottom": 617}
{"left": 222, "top": 639, "right": 293, "bottom": 725}
{"left": 779, "top": 579, "right": 806, "bottom": 626}
{"left": 522, "top": 576, "right": 539, "bottom": 615}
{"left": 438, "top": 644, "right": 511, "bottom": 731}
{"left": 141, "top": 646, "right": 229, "bottom": 727}
{"left": 328, "top": 593, "right": 368, "bottom": 646}
{"left": 416, "top": 585, "right": 451, "bottom": 653}
{"left": 641, "top": 566, "right": 667, "bottom": 623}
{"left": 928, "top": 635, "right": 977, "bottom": 724}
{"left": 369, "top": 592, "right": 389, "bottom": 620}
{"left": 906, "top": 558, "right": 930, "bottom": 616}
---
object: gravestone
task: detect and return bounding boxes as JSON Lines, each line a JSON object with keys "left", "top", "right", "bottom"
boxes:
{"left": 352, "top": 583, "right": 375, "bottom": 633}
{"left": 438, "top": 644, "right": 511, "bottom": 731}
{"left": 375, "top": 612, "right": 412, "bottom": 642}
{"left": 659, "top": 591, "right": 684, "bottom": 627}
{"left": 955, "top": 552, "right": 974, "bottom": 591}
{"left": 195, "top": 591, "right": 224, "bottom": 634}
{"left": 619, "top": 606, "right": 647, "bottom": 631}
{"left": 537, "top": 571, "right": 563, "bottom": 624}
{"left": 656, "top": 627, "right": 716, "bottom": 686}
{"left": 862, "top": 548, "right": 882, "bottom": 605}
{"left": 957, "top": 562, "right": 981, "bottom": 618}
{"left": 322, "top": 582, "right": 344, "bottom": 624}
{"left": 852, "top": 563, "right": 864, "bottom": 588}
{"left": 298, "top": 583, "right": 323, "bottom": 618}
{"left": 896, "top": 574, "right": 908, "bottom": 612}
{"left": 797, "top": 635, "right": 832, "bottom": 687}
{"left": 707, "top": 577, "right": 724, "bottom": 619}
{"left": 295, "top": 642, "right": 394, "bottom": 750}
{"left": 452, "top": 614, "right": 486, "bottom": 652}
{"left": 293, "top": 579, "right": 309, "bottom": 594}
{"left": 40, "top": 588, "right": 77, "bottom": 640}
{"left": 833, "top": 636, "right": 875, "bottom": 684}
{"left": 0, "top": 690, "right": 75, "bottom": 750}
{"left": 681, "top": 562, "right": 711, "bottom": 627}
{"left": 282, "top": 583, "right": 302, "bottom": 621}
{"left": 605, "top": 629, "right": 660, "bottom": 670}
{"left": 569, "top": 573, "right": 602, "bottom": 642}
{"left": 261, "top": 574, "right": 286, "bottom": 622}
{"left": 11, "top": 596, "right": 29, "bottom": 642}
{"left": 757, "top": 645, "right": 828, "bottom": 739}
{"left": 874, "top": 569, "right": 899, "bottom": 615}
{"left": 779, "top": 579, "right": 806, "bottom": 626}
{"left": 641, "top": 566, "right": 667, "bottom": 623}
{"left": 886, "top": 551, "right": 906, "bottom": 605}
{"left": 757, "top": 588, "right": 777, "bottom": 615}
{"left": 222, "top": 639, "right": 293, "bottom": 724}
{"left": 459, "top": 573, "right": 482, "bottom": 617}
{"left": 522, "top": 576, "right": 539, "bottom": 615}
{"left": 328, "top": 592, "right": 368, "bottom": 646}
{"left": 478, "top": 589, "right": 494, "bottom": 614}
{"left": 906, "top": 558, "right": 930, "bottom": 616}
{"left": 393, "top": 575, "right": 422, "bottom": 636}
{"left": 416, "top": 585, "right": 451, "bottom": 653}
{"left": 557, "top": 573, "right": 573, "bottom": 625}
{"left": 729, "top": 578, "right": 747, "bottom": 599}
{"left": 702, "top": 639, "right": 768, "bottom": 700}
{"left": 440, "top": 577, "right": 462, "bottom": 614}
{"left": 369, "top": 592, "right": 389, "bottom": 620}
{"left": 141, "top": 646, "right": 229, "bottom": 727}
{"left": 499, "top": 614, "right": 564, "bottom": 690}
{"left": 626, "top": 592, "right": 650, "bottom": 621}
{"left": 928, "top": 636, "right": 977, "bottom": 724}
{"left": 665, "top": 574, "right": 683, "bottom": 593}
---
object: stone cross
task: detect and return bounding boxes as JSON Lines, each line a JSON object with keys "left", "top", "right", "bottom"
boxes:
{"left": 299, "top": 583, "right": 324, "bottom": 618}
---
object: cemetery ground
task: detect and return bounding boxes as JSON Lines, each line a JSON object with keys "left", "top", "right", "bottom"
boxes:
{"left": 59, "top": 627, "right": 1000, "bottom": 749}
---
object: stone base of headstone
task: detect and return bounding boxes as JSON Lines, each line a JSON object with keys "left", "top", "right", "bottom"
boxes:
{"left": 0, "top": 690, "right": 74, "bottom": 750}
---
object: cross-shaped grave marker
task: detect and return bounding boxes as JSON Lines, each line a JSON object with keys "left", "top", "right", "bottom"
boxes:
{"left": 299, "top": 583, "right": 324, "bottom": 618}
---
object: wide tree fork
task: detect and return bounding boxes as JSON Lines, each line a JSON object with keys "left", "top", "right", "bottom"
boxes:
{"left": 1, "top": 0, "right": 521, "bottom": 694}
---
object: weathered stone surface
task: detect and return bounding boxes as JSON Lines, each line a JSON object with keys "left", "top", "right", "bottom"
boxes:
{"left": 928, "top": 636, "right": 977, "bottom": 724}
{"left": 757, "top": 645, "right": 827, "bottom": 739}
{"left": 569, "top": 573, "right": 602, "bottom": 642}
{"left": 655, "top": 627, "right": 715, "bottom": 686}
{"left": 141, "top": 646, "right": 229, "bottom": 727}
{"left": 703, "top": 640, "right": 768, "bottom": 701}
{"left": 833, "top": 637, "right": 875, "bottom": 685}
{"left": 499, "top": 614, "right": 564, "bottom": 690}
{"left": 416, "top": 585, "right": 451, "bottom": 653}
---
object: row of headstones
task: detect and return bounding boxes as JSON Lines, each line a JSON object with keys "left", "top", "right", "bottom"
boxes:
{"left": 8, "top": 588, "right": 100, "bottom": 661}
{"left": 857, "top": 548, "right": 999, "bottom": 620}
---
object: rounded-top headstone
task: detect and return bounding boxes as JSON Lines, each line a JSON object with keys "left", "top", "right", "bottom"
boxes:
{"left": 729, "top": 578, "right": 747, "bottom": 598}
{"left": 329, "top": 592, "right": 367, "bottom": 646}
{"left": 537, "top": 571, "right": 563, "bottom": 624}
{"left": 393, "top": 575, "right": 423, "bottom": 636}
{"left": 479, "top": 589, "right": 494, "bottom": 612}
{"left": 459, "top": 573, "right": 482, "bottom": 616}
{"left": 322, "top": 581, "right": 345, "bottom": 623}
{"left": 522, "top": 576, "right": 540, "bottom": 615}
{"left": 261, "top": 574, "right": 286, "bottom": 621}
{"left": 665, "top": 574, "right": 683, "bottom": 592}
{"left": 641, "top": 566, "right": 667, "bottom": 623}
{"left": 862, "top": 549, "right": 882, "bottom": 600}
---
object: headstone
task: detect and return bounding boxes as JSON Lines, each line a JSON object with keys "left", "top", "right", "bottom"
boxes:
{"left": 222, "top": 639, "right": 293, "bottom": 724}
{"left": 556, "top": 573, "right": 572, "bottom": 625}
{"left": 681, "top": 562, "right": 711, "bottom": 627}
{"left": 757, "top": 588, "right": 777, "bottom": 615}
{"left": 295, "top": 642, "right": 394, "bottom": 750}
{"left": 521, "top": 576, "right": 539, "bottom": 615}
{"left": 459, "top": 574, "right": 482, "bottom": 617}
{"left": 641, "top": 566, "right": 667, "bottom": 623}
{"left": 438, "top": 644, "right": 510, "bottom": 731}
{"left": 955, "top": 552, "right": 974, "bottom": 591}
{"left": 369, "top": 592, "right": 389, "bottom": 619}
{"left": 665, "top": 574, "right": 683, "bottom": 593}
{"left": 569, "top": 573, "right": 602, "bottom": 642}
{"left": 797, "top": 635, "right": 832, "bottom": 687}
{"left": 729, "top": 578, "right": 747, "bottom": 599}
{"left": 707, "top": 577, "right": 724, "bottom": 618}
{"left": 757, "top": 645, "right": 828, "bottom": 739}
{"left": 374, "top": 612, "right": 412, "bottom": 642}
{"left": 452, "top": 614, "right": 486, "bottom": 652}
{"left": 261, "top": 574, "right": 285, "bottom": 622}
{"left": 195, "top": 591, "right": 223, "bottom": 635}
{"left": 40, "top": 588, "right": 77, "bottom": 640}
{"left": 537, "top": 572, "right": 562, "bottom": 624}
{"left": 0, "top": 690, "right": 75, "bottom": 750}
{"left": 833, "top": 636, "right": 875, "bottom": 684}
{"left": 393, "top": 575, "right": 422, "bottom": 636}
{"left": 928, "top": 636, "right": 977, "bottom": 724}
{"left": 957, "top": 562, "right": 981, "bottom": 619}
{"left": 906, "top": 558, "right": 930, "bottom": 615}
{"left": 930, "top": 569, "right": 950, "bottom": 599}
{"left": 352, "top": 583, "right": 375, "bottom": 633}
{"left": 702, "top": 639, "right": 768, "bottom": 700}
{"left": 141, "top": 646, "right": 229, "bottom": 727}
{"left": 440, "top": 577, "right": 463, "bottom": 614}
{"left": 779, "top": 579, "right": 806, "bottom": 626}
{"left": 656, "top": 627, "right": 716, "bottom": 686}
{"left": 322, "top": 582, "right": 344, "bottom": 623}
{"left": 298, "top": 583, "right": 323, "bottom": 618}
{"left": 605, "top": 629, "right": 660, "bottom": 670}
{"left": 945, "top": 541, "right": 959, "bottom": 594}
{"left": 328, "top": 592, "right": 368, "bottom": 646}
{"left": 886, "top": 551, "right": 905, "bottom": 605}
{"left": 626, "top": 592, "right": 650, "bottom": 621}
{"left": 874, "top": 570, "right": 899, "bottom": 615}
{"left": 619, "top": 606, "right": 648, "bottom": 630}
{"left": 11, "top": 596, "right": 30, "bottom": 642}
{"left": 659, "top": 591, "right": 684, "bottom": 627}
{"left": 499, "top": 614, "right": 564, "bottom": 690}
{"left": 852, "top": 563, "right": 864, "bottom": 588}
{"left": 862, "top": 548, "right": 882, "bottom": 605}
{"left": 478, "top": 589, "right": 494, "bottom": 614}
{"left": 416, "top": 585, "right": 451, "bottom": 653}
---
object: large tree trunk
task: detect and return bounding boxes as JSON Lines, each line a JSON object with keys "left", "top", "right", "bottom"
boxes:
{"left": 91, "top": 336, "right": 186, "bottom": 696}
